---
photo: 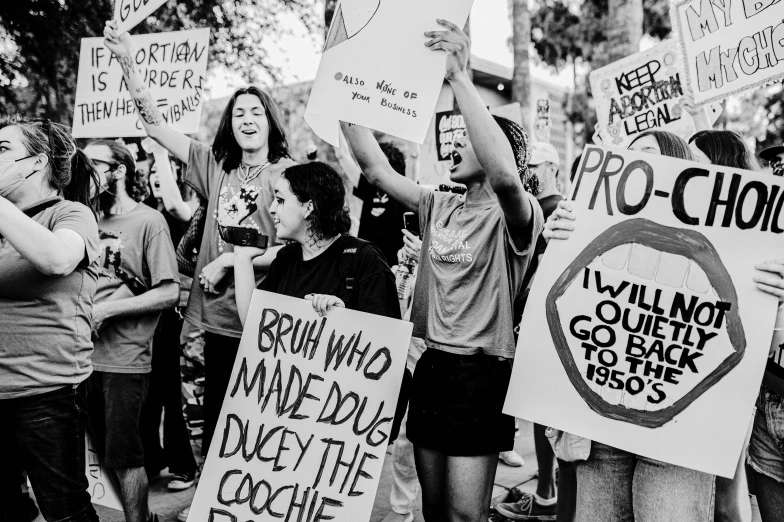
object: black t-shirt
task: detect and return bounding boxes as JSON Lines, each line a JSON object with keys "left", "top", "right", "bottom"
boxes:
{"left": 260, "top": 235, "right": 401, "bottom": 320}
{"left": 354, "top": 177, "right": 406, "bottom": 266}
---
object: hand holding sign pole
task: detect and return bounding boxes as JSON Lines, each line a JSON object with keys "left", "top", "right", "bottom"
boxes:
{"left": 113, "top": 0, "right": 169, "bottom": 36}
{"left": 305, "top": 0, "right": 474, "bottom": 147}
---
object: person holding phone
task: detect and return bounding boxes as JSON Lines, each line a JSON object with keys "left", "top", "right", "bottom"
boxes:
{"left": 343, "top": 20, "right": 543, "bottom": 522}
{"left": 84, "top": 140, "right": 179, "bottom": 522}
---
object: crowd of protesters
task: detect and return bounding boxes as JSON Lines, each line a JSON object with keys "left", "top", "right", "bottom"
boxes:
{"left": 1, "top": 15, "right": 784, "bottom": 522}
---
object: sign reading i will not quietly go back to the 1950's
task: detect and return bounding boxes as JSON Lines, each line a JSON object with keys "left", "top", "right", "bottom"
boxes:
{"left": 305, "top": 0, "right": 474, "bottom": 147}
{"left": 72, "top": 28, "right": 209, "bottom": 138}
{"left": 187, "top": 291, "right": 412, "bottom": 522}
{"left": 672, "top": 0, "right": 784, "bottom": 105}
{"left": 504, "top": 146, "right": 784, "bottom": 478}
{"left": 113, "top": 0, "right": 169, "bottom": 36}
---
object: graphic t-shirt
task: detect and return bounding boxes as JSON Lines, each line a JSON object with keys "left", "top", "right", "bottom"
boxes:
{"left": 260, "top": 235, "right": 400, "bottom": 320}
{"left": 93, "top": 204, "right": 179, "bottom": 373}
{"left": 0, "top": 199, "right": 100, "bottom": 399}
{"left": 184, "top": 140, "right": 296, "bottom": 337}
{"left": 354, "top": 176, "right": 405, "bottom": 266}
{"left": 410, "top": 190, "right": 544, "bottom": 358}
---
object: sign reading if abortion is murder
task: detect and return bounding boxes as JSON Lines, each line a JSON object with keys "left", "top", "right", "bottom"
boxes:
{"left": 72, "top": 28, "right": 209, "bottom": 138}
{"left": 187, "top": 291, "right": 411, "bottom": 522}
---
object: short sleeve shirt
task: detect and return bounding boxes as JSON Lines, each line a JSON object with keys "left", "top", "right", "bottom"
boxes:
{"left": 0, "top": 199, "right": 100, "bottom": 399}
{"left": 410, "top": 190, "right": 544, "bottom": 358}
{"left": 184, "top": 140, "right": 295, "bottom": 337}
{"left": 93, "top": 204, "right": 179, "bottom": 373}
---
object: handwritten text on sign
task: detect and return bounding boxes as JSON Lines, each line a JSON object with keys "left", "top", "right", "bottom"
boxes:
{"left": 72, "top": 28, "right": 209, "bottom": 138}
{"left": 504, "top": 146, "right": 784, "bottom": 477}
{"left": 187, "top": 291, "right": 412, "bottom": 522}
{"left": 114, "top": 0, "right": 168, "bottom": 36}
{"left": 590, "top": 40, "right": 696, "bottom": 146}
{"left": 672, "top": 0, "right": 784, "bottom": 104}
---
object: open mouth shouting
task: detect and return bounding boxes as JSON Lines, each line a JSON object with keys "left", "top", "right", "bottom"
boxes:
{"left": 449, "top": 149, "right": 462, "bottom": 172}
{"left": 546, "top": 219, "right": 746, "bottom": 428}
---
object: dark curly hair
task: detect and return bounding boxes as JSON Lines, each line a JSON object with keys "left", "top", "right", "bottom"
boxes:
{"left": 212, "top": 86, "right": 290, "bottom": 173}
{"left": 89, "top": 140, "right": 149, "bottom": 213}
{"left": 282, "top": 162, "right": 352, "bottom": 242}
{"left": 379, "top": 142, "right": 406, "bottom": 176}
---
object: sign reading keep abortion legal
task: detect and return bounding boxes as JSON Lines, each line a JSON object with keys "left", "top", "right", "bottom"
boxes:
{"left": 504, "top": 145, "right": 784, "bottom": 477}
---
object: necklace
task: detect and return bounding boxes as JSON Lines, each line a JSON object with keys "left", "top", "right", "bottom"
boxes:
{"left": 238, "top": 160, "right": 269, "bottom": 186}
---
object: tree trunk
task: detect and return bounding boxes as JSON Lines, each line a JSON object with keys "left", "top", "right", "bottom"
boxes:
{"left": 606, "top": 0, "right": 643, "bottom": 64}
{"left": 511, "top": 0, "right": 531, "bottom": 126}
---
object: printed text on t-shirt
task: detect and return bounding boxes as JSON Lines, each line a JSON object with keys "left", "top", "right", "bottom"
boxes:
{"left": 429, "top": 220, "right": 473, "bottom": 263}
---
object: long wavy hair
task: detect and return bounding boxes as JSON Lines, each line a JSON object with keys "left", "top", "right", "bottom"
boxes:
{"left": 1, "top": 116, "right": 100, "bottom": 216}
{"left": 282, "top": 162, "right": 352, "bottom": 242}
{"left": 629, "top": 130, "right": 694, "bottom": 161}
{"left": 689, "top": 130, "right": 760, "bottom": 170}
{"left": 212, "top": 86, "right": 290, "bottom": 173}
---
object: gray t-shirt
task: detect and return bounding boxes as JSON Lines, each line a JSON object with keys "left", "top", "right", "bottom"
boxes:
{"left": 183, "top": 140, "right": 295, "bottom": 337}
{"left": 0, "top": 198, "right": 100, "bottom": 399}
{"left": 93, "top": 204, "right": 179, "bottom": 373}
{"left": 411, "top": 190, "right": 543, "bottom": 358}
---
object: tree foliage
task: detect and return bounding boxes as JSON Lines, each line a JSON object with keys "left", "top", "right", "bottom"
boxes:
{"left": 0, "top": 0, "right": 319, "bottom": 123}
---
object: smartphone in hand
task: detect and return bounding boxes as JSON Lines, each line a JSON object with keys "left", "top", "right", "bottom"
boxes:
{"left": 403, "top": 211, "right": 420, "bottom": 238}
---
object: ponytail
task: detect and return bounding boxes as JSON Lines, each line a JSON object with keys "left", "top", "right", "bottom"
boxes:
{"left": 64, "top": 149, "right": 100, "bottom": 217}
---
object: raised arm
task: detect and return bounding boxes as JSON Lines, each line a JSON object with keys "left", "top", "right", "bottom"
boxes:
{"left": 103, "top": 20, "right": 191, "bottom": 163}
{"left": 426, "top": 20, "right": 532, "bottom": 228}
{"left": 341, "top": 122, "right": 422, "bottom": 212}
{"left": 145, "top": 138, "right": 193, "bottom": 222}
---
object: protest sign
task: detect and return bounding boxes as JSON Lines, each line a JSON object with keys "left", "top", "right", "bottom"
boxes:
{"left": 86, "top": 434, "right": 123, "bottom": 511}
{"left": 434, "top": 109, "right": 466, "bottom": 162}
{"left": 590, "top": 40, "right": 698, "bottom": 146}
{"left": 72, "top": 28, "right": 209, "bottom": 138}
{"left": 672, "top": 0, "right": 784, "bottom": 105}
{"left": 504, "top": 145, "right": 784, "bottom": 477}
{"left": 188, "top": 291, "right": 412, "bottom": 521}
{"left": 305, "top": 0, "right": 474, "bottom": 147}
{"left": 114, "top": 0, "right": 168, "bottom": 36}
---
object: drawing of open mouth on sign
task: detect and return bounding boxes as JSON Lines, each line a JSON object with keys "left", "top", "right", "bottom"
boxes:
{"left": 324, "top": 0, "right": 381, "bottom": 52}
{"left": 547, "top": 219, "right": 746, "bottom": 428}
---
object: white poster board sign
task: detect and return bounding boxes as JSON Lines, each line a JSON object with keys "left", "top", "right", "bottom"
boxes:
{"left": 305, "top": 0, "right": 474, "bottom": 146}
{"left": 504, "top": 145, "right": 784, "bottom": 477}
{"left": 86, "top": 434, "right": 123, "bottom": 511}
{"left": 114, "top": 0, "right": 168, "bottom": 35}
{"left": 187, "top": 291, "right": 412, "bottom": 521}
{"left": 590, "top": 40, "right": 698, "bottom": 147}
{"left": 72, "top": 28, "right": 209, "bottom": 138}
{"left": 672, "top": 0, "right": 784, "bottom": 104}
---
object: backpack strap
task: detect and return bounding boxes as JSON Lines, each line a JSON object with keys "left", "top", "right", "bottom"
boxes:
{"left": 338, "top": 234, "right": 384, "bottom": 307}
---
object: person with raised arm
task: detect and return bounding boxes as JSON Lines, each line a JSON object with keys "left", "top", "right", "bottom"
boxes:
{"left": 343, "top": 19, "right": 543, "bottom": 522}
{"left": 102, "top": 22, "right": 296, "bottom": 499}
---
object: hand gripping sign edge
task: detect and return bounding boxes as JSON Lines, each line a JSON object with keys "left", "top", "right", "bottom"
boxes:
{"left": 546, "top": 218, "right": 746, "bottom": 429}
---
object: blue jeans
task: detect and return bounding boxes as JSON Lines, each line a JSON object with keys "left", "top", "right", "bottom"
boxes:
{"left": 0, "top": 386, "right": 99, "bottom": 522}
{"left": 748, "top": 387, "right": 784, "bottom": 483}
{"left": 575, "top": 441, "right": 715, "bottom": 522}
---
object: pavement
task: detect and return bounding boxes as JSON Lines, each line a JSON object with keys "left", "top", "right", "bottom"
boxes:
{"left": 33, "top": 420, "right": 540, "bottom": 522}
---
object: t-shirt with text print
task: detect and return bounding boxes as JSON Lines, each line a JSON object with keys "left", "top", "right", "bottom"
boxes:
{"left": 410, "top": 189, "right": 544, "bottom": 358}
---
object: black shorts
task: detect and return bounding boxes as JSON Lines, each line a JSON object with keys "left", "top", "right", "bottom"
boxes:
{"left": 406, "top": 348, "right": 515, "bottom": 456}
{"left": 85, "top": 371, "right": 149, "bottom": 469}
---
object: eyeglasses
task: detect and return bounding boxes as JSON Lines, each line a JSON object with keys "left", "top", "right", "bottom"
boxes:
{"left": 91, "top": 158, "right": 120, "bottom": 171}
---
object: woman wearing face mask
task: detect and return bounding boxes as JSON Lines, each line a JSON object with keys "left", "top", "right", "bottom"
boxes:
{"left": 0, "top": 117, "right": 101, "bottom": 522}
{"left": 542, "top": 129, "right": 783, "bottom": 521}
{"left": 344, "top": 21, "right": 543, "bottom": 522}
{"left": 103, "top": 20, "right": 296, "bottom": 475}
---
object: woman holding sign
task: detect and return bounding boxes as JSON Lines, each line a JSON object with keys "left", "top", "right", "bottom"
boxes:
{"left": 103, "top": 20, "right": 296, "bottom": 466}
{"left": 343, "top": 20, "right": 543, "bottom": 522}
{"left": 0, "top": 117, "right": 101, "bottom": 522}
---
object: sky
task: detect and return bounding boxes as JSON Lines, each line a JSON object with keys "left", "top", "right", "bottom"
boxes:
{"left": 206, "top": 0, "right": 575, "bottom": 99}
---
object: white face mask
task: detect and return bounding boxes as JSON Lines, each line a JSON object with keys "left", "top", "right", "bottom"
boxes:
{"left": 0, "top": 156, "right": 37, "bottom": 198}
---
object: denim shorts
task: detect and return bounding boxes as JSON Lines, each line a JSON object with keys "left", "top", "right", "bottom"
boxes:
{"left": 85, "top": 372, "right": 150, "bottom": 469}
{"left": 747, "top": 387, "right": 784, "bottom": 484}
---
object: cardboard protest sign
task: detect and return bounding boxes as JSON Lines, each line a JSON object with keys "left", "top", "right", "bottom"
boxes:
{"left": 114, "top": 0, "right": 168, "bottom": 36}
{"left": 672, "top": 0, "right": 784, "bottom": 105}
{"left": 590, "top": 40, "right": 698, "bottom": 147}
{"left": 86, "top": 434, "right": 123, "bottom": 511}
{"left": 434, "top": 109, "right": 466, "bottom": 162}
{"left": 188, "top": 291, "right": 412, "bottom": 521}
{"left": 72, "top": 28, "right": 209, "bottom": 138}
{"left": 504, "top": 145, "right": 784, "bottom": 477}
{"left": 305, "top": 0, "right": 474, "bottom": 146}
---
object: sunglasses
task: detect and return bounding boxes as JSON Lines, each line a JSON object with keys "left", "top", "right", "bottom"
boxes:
{"left": 772, "top": 158, "right": 784, "bottom": 177}
{"left": 91, "top": 158, "right": 120, "bottom": 171}
{"left": 218, "top": 225, "right": 269, "bottom": 248}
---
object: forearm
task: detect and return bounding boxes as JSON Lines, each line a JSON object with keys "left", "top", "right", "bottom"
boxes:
{"left": 153, "top": 153, "right": 192, "bottom": 221}
{"left": 0, "top": 198, "right": 83, "bottom": 276}
{"left": 100, "top": 282, "right": 179, "bottom": 320}
{"left": 234, "top": 256, "right": 258, "bottom": 326}
{"left": 692, "top": 108, "right": 712, "bottom": 132}
{"left": 116, "top": 51, "right": 163, "bottom": 133}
